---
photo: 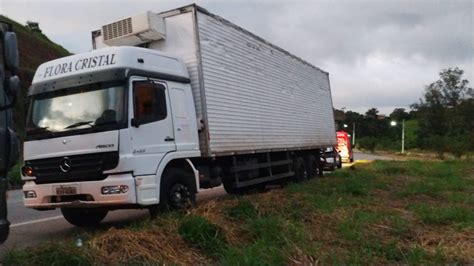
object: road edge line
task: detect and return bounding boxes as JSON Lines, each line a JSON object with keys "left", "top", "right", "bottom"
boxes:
{"left": 10, "top": 216, "right": 63, "bottom": 228}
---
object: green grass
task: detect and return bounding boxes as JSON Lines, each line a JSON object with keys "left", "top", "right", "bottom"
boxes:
{"left": 372, "top": 160, "right": 466, "bottom": 179}
{"left": 2, "top": 159, "right": 473, "bottom": 264}
{"left": 399, "top": 177, "right": 470, "bottom": 198}
{"left": 337, "top": 210, "right": 382, "bottom": 242}
{"left": 224, "top": 199, "right": 258, "bottom": 220}
{"left": 178, "top": 216, "right": 227, "bottom": 257}
{"left": 379, "top": 160, "right": 474, "bottom": 199}
{"left": 2, "top": 243, "right": 92, "bottom": 266}
{"left": 387, "top": 215, "right": 411, "bottom": 236}
{"left": 447, "top": 192, "right": 474, "bottom": 204}
{"left": 222, "top": 215, "right": 306, "bottom": 265}
{"left": 410, "top": 204, "right": 474, "bottom": 227}
{"left": 221, "top": 240, "right": 285, "bottom": 266}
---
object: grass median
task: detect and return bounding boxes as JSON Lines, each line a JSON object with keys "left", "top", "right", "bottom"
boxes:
{"left": 3, "top": 159, "right": 474, "bottom": 265}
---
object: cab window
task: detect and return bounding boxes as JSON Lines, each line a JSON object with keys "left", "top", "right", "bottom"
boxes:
{"left": 133, "top": 81, "right": 167, "bottom": 125}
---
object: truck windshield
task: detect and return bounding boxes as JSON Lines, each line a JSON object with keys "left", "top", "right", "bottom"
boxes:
{"left": 26, "top": 82, "right": 126, "bottom": 139}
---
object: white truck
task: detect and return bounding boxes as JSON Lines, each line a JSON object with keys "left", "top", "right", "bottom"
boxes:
{"left": 22, "top": 4, "right": 336, "bottom": 226}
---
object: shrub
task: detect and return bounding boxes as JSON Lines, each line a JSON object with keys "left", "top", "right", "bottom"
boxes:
{"left": 358, "top": 137, "right": 377, "bottom": 152}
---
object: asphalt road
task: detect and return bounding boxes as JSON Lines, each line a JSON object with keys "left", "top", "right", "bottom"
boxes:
{"left": 353, "top": 151, "right": 391, "bottom": 161}
{"left": 0, "top": 152, "right": 389, "bottom": 255}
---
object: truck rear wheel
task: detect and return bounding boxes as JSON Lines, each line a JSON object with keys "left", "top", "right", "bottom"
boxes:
{"left": 293, "top": 157, "right": 308, "bottom": 182}
{"left": 61, "top": 208, "right": 108, "bottom": 227}
{"left": 305, "top": 155, "right": 318, "bottom": 179}
{"left": 150, "top": 168, "right": 196, "bottom": 217}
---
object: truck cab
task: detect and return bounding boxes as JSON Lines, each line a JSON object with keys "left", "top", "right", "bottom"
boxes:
{"left": 22, "top": 47, "right": 201, "bottom": 226}
{"left": 336, "top": 131, "right": 354, "bottom": 163}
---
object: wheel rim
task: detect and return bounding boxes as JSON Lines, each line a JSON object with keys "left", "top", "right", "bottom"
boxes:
{"left": 168, "top": 183, "right": 192, "bottom": 210}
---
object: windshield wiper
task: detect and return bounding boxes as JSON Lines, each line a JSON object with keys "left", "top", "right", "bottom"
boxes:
{"left": 26, "top": 127, "right": 55, "bottom": 136}
{"left": 64, "top": 121, "right": 94, "bottom": 129}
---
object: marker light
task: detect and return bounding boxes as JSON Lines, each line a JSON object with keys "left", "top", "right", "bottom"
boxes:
{"left": 21, "top": 166, "right": 34, "bottom": 177}
{"left": 101, "top": 185, "right": 129, "bottom": 195}
{"left": 23, "top": 190, "right": 37, "bottom": 198}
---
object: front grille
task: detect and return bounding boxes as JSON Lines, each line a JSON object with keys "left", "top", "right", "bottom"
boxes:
{"left": 25, "top": 152, "right": 119, "bottom": 184}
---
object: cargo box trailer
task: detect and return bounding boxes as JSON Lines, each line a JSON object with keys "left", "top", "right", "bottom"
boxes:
{"left": 22, "top": 4, "right": 336, "bottom": 226}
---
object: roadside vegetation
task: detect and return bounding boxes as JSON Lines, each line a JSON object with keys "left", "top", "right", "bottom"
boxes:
{"left": 339, "top": 67, "right": 473, "bottom": 158}
{"left": 3, "top": 159, "right": 473, "bottom": 265}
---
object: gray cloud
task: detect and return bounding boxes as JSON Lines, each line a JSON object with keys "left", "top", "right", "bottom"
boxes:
{"left": 2, "top": 0, "right": 473, "bottom": 115}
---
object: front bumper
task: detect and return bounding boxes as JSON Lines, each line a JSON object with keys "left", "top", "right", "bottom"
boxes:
{"left": 23, "top": 174, "right": 136, "bottom": 209}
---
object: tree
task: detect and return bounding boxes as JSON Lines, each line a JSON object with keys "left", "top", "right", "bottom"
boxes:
{"left": 412, "top": 67, "right": 473, "bottom": 157}
{"left": 437, "top": 68, "right": 472, "bottom": 107}
{"left": 389, "top": 108, "right": 410, "bottom": 121}
{"left": 365, "top": 108, "right": 379, "bottom": 119}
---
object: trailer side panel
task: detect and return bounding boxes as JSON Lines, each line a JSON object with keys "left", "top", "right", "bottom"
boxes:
{"left": 197, "top": 11, "right": 336, "bottom": 155}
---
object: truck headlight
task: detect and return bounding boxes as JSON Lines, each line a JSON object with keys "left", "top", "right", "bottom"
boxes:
{"left": 101, "top": 185, "right": 129, "bottom": 195}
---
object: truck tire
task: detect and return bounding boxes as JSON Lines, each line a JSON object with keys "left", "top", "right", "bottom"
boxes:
{"left": 316, "top": 155, "right": 324, "bottom": 178}
{"left": 61, "top": 208, "right": 108, "bottom": 227}
{"left": 150, "top": 168, "right": 196, "bottom": 216}
{"left": 305, "top": 155, "right": 318, "bottom": 179}
{"left": 293, "top": 157, "right": 308, "bottom": 182}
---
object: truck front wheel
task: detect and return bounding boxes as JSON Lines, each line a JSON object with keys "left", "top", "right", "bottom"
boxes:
{"left": 61, "top": 208, "right": 108, "bottom": 227}
{"left": 150, "top": 168, "right": 197, "bottom": 217}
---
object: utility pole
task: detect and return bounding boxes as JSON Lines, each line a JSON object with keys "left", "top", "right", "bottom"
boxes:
{"left": 352, "top": 122, "right": 356, "bottom": 146}
{"left": 0, "top": 20, "right": 20, "bottom": 244}
{"left": 401, "top": 119, "right": 405, "bottom": 154}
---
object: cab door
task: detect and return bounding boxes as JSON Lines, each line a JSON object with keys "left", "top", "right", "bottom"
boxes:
{"left": 129, "top": 78, "right": 176, "bottom": 204}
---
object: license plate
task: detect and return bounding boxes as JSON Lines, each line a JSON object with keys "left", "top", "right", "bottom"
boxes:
{"left": 56, "top": 187, "right": 77, "bottom": 195}
{"left": 326, "top": 158, "right": 334, "bottom": 163}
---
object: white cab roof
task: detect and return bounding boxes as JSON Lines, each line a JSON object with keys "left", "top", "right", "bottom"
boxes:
{"left": 32, "top": 46, "right": 189, "bottom": 85}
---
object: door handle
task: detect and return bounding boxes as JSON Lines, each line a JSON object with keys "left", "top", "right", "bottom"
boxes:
{"left": 164, "top": 136, "right": 175, "bottom": 142}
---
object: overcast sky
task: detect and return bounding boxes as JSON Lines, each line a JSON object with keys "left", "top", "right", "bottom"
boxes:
{"left": 1, "top": 0, "right": 473, "bottom": 115}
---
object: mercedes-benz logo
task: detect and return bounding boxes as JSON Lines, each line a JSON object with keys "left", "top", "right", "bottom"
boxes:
{"left": 59, "top": 157, "right": 72, "bottom": 173}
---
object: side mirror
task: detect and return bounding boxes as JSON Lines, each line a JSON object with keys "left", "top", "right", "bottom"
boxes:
{"left": 3, "top": 32, "right": 19, "bottom": 74}
{"left": 131, "top": 118, "right": 140, "bottom": 128}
